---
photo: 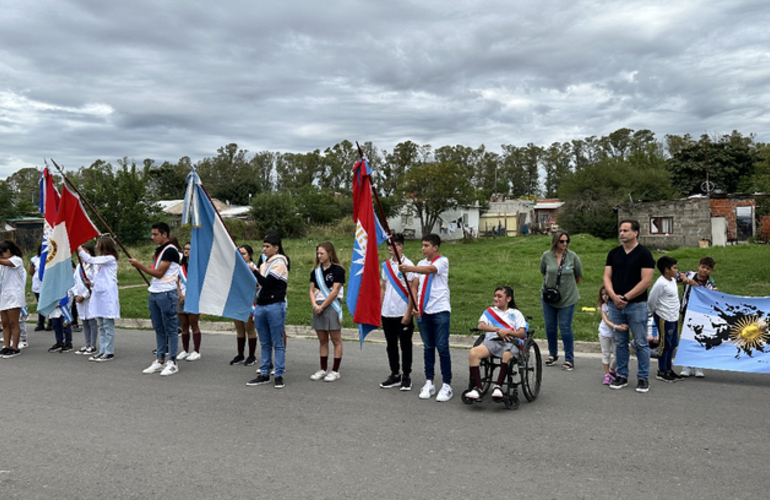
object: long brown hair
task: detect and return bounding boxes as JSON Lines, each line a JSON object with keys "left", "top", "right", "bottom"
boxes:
{"left": 314, "top": 241, "right": 340, "bottom": 268}
{"left": 96, "top": 236, "right": 119, "bottom": 260}
{"left": 596, "top": 284, "right": 608, "bottom": 308}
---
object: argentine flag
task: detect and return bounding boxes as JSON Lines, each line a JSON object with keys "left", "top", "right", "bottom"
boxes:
{"left": 181, "top": 169, "right": 257, "bottom": 322}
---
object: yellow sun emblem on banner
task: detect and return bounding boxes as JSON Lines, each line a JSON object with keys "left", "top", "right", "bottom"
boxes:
{"left": 729, "top": 316, "right": 769, "bottom": 352}
{"left": 45, "top": 239, "right": 58, "bottom": 264}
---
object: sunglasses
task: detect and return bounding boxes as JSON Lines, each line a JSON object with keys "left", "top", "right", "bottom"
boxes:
{"left": 559, "top": 239, "right": 570, "bottom": 244}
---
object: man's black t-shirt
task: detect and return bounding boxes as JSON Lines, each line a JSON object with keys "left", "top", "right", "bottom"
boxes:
{"left": 154, "top": 245, "right": 180, "bottom": 264}
{"left": 605, "top": 244, "right": 655, "bottom": 302}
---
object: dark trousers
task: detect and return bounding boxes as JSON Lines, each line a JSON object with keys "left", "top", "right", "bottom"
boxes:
{"left": 34, "top": 292, "right": 46, "bottom": 327}
{"left": 52, "top": 317, "right": 72, "bottom": 345}
{"left": 382, "top": 316, "right": 414, "bottom": 376}
{"left": 654, "top": 313, "right": 679, "bottom": 373}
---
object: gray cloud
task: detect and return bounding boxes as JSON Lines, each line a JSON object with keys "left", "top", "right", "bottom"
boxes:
{"left": 1, "top": 0, "right": 769, "bottom": 177}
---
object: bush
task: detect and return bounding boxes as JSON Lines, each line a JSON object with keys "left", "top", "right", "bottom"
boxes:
{"left": 250, "top": 192, "right": 305, "bottom": 238}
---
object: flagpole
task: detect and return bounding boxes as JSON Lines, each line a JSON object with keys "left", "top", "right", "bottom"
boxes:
{"left": 198, "top": 180, "right": 239, "bottom": 247}
{"left": 49, "top": 159, "right": 151, "bottom": 286}
{"left": 355, "top": 142, "right": 419, "bottom": 310}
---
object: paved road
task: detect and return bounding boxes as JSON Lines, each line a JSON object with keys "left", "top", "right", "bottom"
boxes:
{"left": 2, "top": 327, "right": 769, "bottom": 500}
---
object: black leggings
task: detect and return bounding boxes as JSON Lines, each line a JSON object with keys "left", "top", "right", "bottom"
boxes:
{"left": 382, "top": 316, "right": 414, "bottom": 376}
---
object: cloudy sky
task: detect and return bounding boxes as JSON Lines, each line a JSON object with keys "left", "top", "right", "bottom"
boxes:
{"left": 1, "top": 0, "right": 769, "bottom": 178}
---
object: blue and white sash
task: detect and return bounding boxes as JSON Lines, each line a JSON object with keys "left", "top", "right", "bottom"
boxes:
{"left": 315, "top": 266, "right": 343, "bottom": 322}
{"left": 382, "top": 260, "right": 408, "bottom": 304}
{"left": 483, "top": 308, "right": 524, "bottom": 346}
{"left": 251, "top": 256, "right": 288, "bottom": 316}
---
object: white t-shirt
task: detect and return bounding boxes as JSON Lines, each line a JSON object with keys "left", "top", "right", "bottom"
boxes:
{"left": 648, "top": 275, "right": 680, "bottom": 323}
{"left": 148, "top": 244, "right": 180, "bottom": 294}
{"left": 416, "top": 255, "right": 450, "bottom": 315}
{"left": 478, "top": 306, "right": 526, "bottom": 341}
{"left": 30, "top": 255, "right": 43, "bottom": 293}
{"left": 380, "top": 256, "right": 416, "bottom": 318}
{"left": 599, "top": 303, "right": 614, "bottom": 338}
{"left": 1, "top": 256, "right": 27, "bottom": 311}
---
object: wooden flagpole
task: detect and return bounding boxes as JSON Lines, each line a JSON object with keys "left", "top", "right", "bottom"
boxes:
{"left": 355, "top": 142, "right": 419, "bottom": 310}
{"left": 49, "top": 159, "right": 150, "bottom": 286}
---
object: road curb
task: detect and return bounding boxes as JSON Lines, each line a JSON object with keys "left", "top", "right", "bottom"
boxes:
{"left": 114, "top": 318, "right": 603, "bottom": 353}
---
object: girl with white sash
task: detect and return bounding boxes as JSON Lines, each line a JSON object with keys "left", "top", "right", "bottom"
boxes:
{"left": 308, "top": 241, "right": 345, "bottom": 382}
{"left": 466, "top": 286, "right": 527, "bottom": 401}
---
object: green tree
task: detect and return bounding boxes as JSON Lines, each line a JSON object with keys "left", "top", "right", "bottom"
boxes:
{"left": 666, "top": 132, "right": 758, "bottom": 195}
{"left": 6, "top": 167, "right": 43, "bottom": 205}
{"left": 542, "top": 142, "right": 572, "bottom": 197}
{"left": 400, "top": 160, "right": 476, "bottom": 236}
{"left": 275, "top": 150, "right": 323, "bottom": 195}
{"left": 558, "top": 155, "right": 676, "bottom": 239}
{"left": 295, "top": 187, "right": 341, "bottom": 224}
{"left": 321, "top": 140, "right": 356, "bottom": 191}
{"left": 75, "top": 158, "right": 158, "bottom": 244}
{"left": 250, "top": 192, "right": 304, "bottom": 237}
{"left": 0, "top": 181, "right": 19, "bottom": 221}
{"left": 145, "top": 158, "right": 190, "bottom": 200}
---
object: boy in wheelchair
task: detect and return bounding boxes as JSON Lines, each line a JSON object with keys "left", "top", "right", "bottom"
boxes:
{"left": 465, "top": 286, "right": 527, "bottom": 402}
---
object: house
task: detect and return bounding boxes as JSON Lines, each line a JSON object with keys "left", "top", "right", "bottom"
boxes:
{"left": 617, "top": 195, "right": 759, "bottom": 247}
{"left": 0, "top": 217, "right": 44, "bottom": 251}
{"left": 387, "top": 202, "right": 481, "bottom": 241}
{"left": 478, "top": 199, "right": 536, "bottom": 237}
{"left": 533, "top": 199, "right": 565, "bottom": 233}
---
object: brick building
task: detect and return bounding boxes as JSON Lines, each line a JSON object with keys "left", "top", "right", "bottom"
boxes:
{"left": 617, "top": 196, "right": 757, "bottom": 247}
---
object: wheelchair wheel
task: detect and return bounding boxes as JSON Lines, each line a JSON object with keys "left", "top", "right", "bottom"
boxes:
{"left": 521, "top": 339, "right": 542, "bottom": 402}
{"left": 503, "top": 391, "right": 520, "bottom": 410}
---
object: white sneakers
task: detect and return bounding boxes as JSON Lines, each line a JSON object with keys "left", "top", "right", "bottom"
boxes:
{"left": 694, "top": 368, "right": 705, "bottom": 378}
{"left": 324, "top": 371, "right": 340, "bottom": 382}
{"left": 681, "top": 367, "right": 691, "bottom": 377}
{"left": 436, "top": 384, "right": 453, "bottom": 402}
{"left": 160, "top": 361, "right": 179, "bottom": 376}
{"left": 177, "top": 351, "right": 189, "bottom": 360}
{"left": 310, "top": 370, "right": 327, "bottom": 381}
{"left": 419, "top": 381, "right": 453, "bottom": 402}
{"left": 419, "top": 381, "right": 436, "bottom": 399}
{"left": 142, "top": 360, "right": 179, "bottom": 376}
{"left": 186, "top": 351, "right": 201, "bottom": 362}
{"left": 681, "top": 367, "right": 705, "bottom": 378}
{"left": 142, "top": 360, "right": 164, "bottom": 374}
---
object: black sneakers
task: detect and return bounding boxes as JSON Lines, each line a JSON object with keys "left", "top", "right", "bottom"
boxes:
{"left": 244, "top": 356, "right": 257, "bottom": 366}
{"left": 274, "top": 376, "right": 285, "bottom": 389}
{"left": 246, "top": 374, "right": 270, "bottom": 386}
{"left": 380, "top": 374, "right": 402, "bottom": 389}
{"left": 48, "top": 343, "right": 63, "bottom": 353}
{"left": 609, "top": 376, "right": 628, "bottom": 390}
{"left": 60, "top": 344, "right": 74, "bottom": 353}
{"left": 400, "top": 377, "right": 412, "bottom": 391}
{"left": 636, "top": 379, "right": 650, "bottom": 393}
{"left": 230, "top": 354, "right": 245, "bottom": 365}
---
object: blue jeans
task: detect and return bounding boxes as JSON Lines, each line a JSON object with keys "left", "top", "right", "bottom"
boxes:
{"left": 149, "top": 290, "right": 179, "bottom": 362}
{"left": 654, "top": 314, "right": 679, "bottom": 373}
{"left": 98, "top": 318, "right": 115, "bottom": 355}
{"left": 541, "top": 300, "right": 575, "bottom": 364}
{"left": 608, "top": 301, "right": 650, "bottom": 380}
{"left": 254, "top": 302, "right": 286, "bottom": 377}
{"left": 419, "top": 311, "right": 451, "bottom": 385}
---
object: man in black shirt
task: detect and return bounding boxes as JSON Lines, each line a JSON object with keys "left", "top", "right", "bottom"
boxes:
{"left": 603, "top": 220, "right": 655, "bottom": 393}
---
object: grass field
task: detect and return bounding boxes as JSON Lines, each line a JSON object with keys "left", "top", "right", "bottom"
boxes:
{"left": 26, "top": 235, "right": 770, "bottom": 342}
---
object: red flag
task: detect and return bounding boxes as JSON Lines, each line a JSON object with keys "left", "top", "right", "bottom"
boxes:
{"left": 347, "top": 159, "right": 382, "bottom": 343}
{"left": 56, "top": 183, "right": 100, "bottom": 250}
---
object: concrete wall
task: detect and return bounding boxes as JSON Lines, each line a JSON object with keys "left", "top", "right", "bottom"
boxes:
{"left": 618, "top": 198, "right": 712, "bottom": 247}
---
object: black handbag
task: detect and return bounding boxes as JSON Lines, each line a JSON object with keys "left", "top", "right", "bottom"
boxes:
{"left": 542, "top": 253, "right": 566, "bottom": 304}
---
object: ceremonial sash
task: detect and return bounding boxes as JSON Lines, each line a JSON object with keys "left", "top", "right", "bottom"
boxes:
{"left": 483, "top": 307, "right": 525, "bottom": 346}
{"left": 382, "top": 260, "right": 409, "bottom": 304}
{"left": 315, "top": 266, "right": 343, "bottom": 322}
{"left": 152, "top": 244, "right": 179, "bottom": 283}
{"left": 418, "top": 255, "right": 442, "bottom": 316}
{"left": 256, "top": 256, "right": 287, "bottom": 298}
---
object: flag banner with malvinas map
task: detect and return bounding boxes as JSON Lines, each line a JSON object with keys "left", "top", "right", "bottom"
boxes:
{"left": 675, "top": 287, "right": 770, "bottom": 374}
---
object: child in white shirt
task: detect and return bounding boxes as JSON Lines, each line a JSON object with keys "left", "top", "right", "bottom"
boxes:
{"left": 648, "top": 256, "right": 681, "bottom": 383}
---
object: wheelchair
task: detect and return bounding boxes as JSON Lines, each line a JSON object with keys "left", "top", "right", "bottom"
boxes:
{"left": 461, "top": 317, "right": 542, "bottom": 410}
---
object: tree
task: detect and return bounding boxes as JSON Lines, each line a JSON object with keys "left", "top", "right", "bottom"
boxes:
{"left": 275, "top": 150, "right": 323, "bottom": 195}
{"left": 6, "top": 167, "right": 43, "bottom": 205}
{"left": 400, "top": 160, "right": 476, "bottom": 236}
{"left": 666, "top": 132, "right": 758, "bottom": 195}
{"left": 0, "top": 181, "right": 18, "bottom": 221}
{"left": 144, "top": 158, "right": 189, "bottom": 200}
{"left": 74, "top": 158, "right": 158, "bottom": 244}
{"left": 321, "top": 140, "right": 356, "bottom": 192}
{"left": 542, "top": 142, "right": 572, "bottom": 197}
{"left": 558, "top": 155, "right": 676, "bottom": 239}
{"left": 250, "top": 192, "right": 304, "bottom": 237}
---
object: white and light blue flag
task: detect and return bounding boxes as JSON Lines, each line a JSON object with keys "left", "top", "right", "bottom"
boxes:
{"left": 675, "top": 287, "right": 770, "bottom": 374}
{"left": 181, "top": 169, "right": 257, "bottom": 322}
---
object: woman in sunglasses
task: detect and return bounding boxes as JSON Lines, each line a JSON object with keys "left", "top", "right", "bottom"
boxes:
{"left": 540, "top": 230, "right": 583, "bottom": 371}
